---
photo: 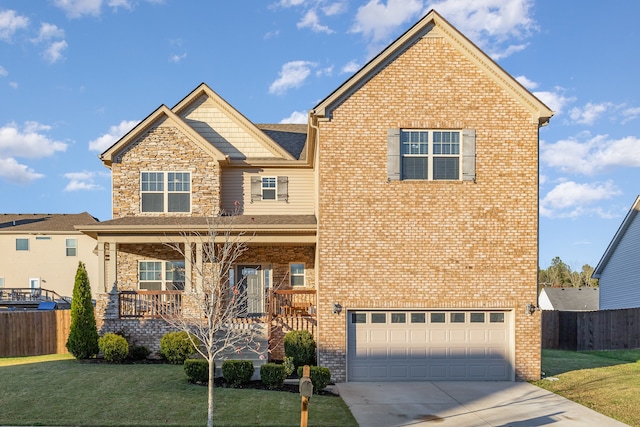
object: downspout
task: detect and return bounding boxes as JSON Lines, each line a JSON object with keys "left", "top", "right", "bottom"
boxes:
{"left": 308, "top": 110, "right": 322, "bottom": 368}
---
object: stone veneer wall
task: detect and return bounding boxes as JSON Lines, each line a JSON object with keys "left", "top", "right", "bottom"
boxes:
{"left": 110, "top": 125, "right": 220, "bottom": 218}
{"left": 316, "top": 34, "right": 541, "bottom": 381}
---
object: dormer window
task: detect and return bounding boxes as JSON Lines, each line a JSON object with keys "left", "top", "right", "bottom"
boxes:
{"left": 141, "top": 172, "right": 191, "bottom": 213}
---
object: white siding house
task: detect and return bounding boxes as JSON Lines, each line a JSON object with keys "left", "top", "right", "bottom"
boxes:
{"left": 593, "top": 195, "right": 640, "bottom": 310}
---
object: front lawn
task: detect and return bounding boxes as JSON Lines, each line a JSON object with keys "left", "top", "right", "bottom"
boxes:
{"left": 0, "top": 354, "right": 357, "bottom": 426}
{"left": 533, "top": 349, "right": 640, "bottom": 426}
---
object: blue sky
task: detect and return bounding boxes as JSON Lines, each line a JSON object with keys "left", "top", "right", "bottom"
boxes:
{"left": 2, "top": 0, "right": 640, "bottom": 271}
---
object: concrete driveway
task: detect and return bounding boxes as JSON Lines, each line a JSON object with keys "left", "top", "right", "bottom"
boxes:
{"left": 335, "top": 381, "right": 629, "bottom": 426}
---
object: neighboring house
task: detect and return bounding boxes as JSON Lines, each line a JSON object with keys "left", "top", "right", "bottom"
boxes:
{"left": 0, "top": 213, "right": 99, "bottom": 300}
{"left": 538, "top": 287, "right": 599, "bottom": 311}
{"left": 77, "top": 10, "right": 553, "bottom": 382}
{"left": 593, "top": 195, "right": 640, "bottom": 310}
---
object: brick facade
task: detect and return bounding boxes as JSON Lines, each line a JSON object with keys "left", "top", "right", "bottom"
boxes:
{"left": 316, "top": 35, "right": 541, "bottom": 381}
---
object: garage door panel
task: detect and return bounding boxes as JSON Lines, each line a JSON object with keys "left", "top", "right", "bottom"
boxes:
{"left": 348, "top": 310, "right": 512, "bottom": 381}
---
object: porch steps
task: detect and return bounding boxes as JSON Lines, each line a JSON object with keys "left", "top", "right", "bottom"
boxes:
{"left": 214, "top": 322, "right": 269, "bottom": 380}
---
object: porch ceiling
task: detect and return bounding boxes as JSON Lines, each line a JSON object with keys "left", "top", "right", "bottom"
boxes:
{"left": 75, "top": 215, "right": 317, "bottom": 245}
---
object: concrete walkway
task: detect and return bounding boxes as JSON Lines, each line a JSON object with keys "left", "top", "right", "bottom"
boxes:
{"left": 335, "top": 381, "right": 629, "bottom": 426}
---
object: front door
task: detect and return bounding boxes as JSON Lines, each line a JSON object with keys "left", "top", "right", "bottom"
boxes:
{"left": 238, "top": 266, "right": 263, "bottom": 317}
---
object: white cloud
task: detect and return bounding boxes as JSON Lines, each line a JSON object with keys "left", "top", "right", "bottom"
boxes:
{"left": 63, "top": 171, "right": 103, "bottom": 191}
{"left": 0, "top": 9, "right": 29, "bottom": 41}
{"left": 107, "top": 0, "right": 133, "bottom": 10}
{"left": 280, "top": 111, "right": 308, "bottom": 124}
{"left": 0, "top": 121, "right": 67, "bottom": 158}
{"left": 278, "top": 0, "right": 306, "bottom": 7}
{"left": 622, "top": 106, "right": 640, "bottom": 124}
{"left": 351, "top": 0, "right": 423, "bottom": 44}
{"left": 9, "top": 81, "right": 17, "bottom": 89}
{"left": 43, "top": 40, "right": 68, "bottom": 63}
{"left": 269, "top": 60, "right": 316, "bottom": 95}
{"left": 515, "top": 75, "right": 538, "bottom": 90}
{"left": 169, "top": 52, "right": 187, "bottom": 63}
{"left": 33, "top": 23, "right": 65, "bottom": 42}
{"left": 532, "top": 89, "right": 574, "bottom": 115}
{"left": 540, "top": 180, "right": 621, "bottom": 218}
{"left": 0, "top": 65, "right": 7, "bottom": 77}
{"left": 426, "top": 0, "right": 536, "bottom": 58}
{"left": 341, "top": 60, "right": 360, "bottom": 74}
{"left": 298, "top": 9, "right": 334, "bottom": 33}
{"left": 322, "top": 2, "right": 347, "bottom": 16}
{"left": 0, "top": 157, "right": 44, "bottom": 184}
{"left": 53, "top": 0, "right": 103, "bottom": 18}
{"left": 89, "top": 119, "right": 139, "bottom": 152}
{"left": 569, "top": 102, "right": 612, "bottom": 125}
{"left": 316, "top": 66, "right": 333, "bottom": 77}
{"left": 541, "top": 133, "right": 640, "bottom": 175}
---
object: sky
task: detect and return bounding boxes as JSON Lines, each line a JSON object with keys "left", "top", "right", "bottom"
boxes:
{"left": 2, "top": 0, "right": 640, "bottom": 271}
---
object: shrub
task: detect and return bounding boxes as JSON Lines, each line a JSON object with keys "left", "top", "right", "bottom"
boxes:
{"left": 98, "top": 333, "right": 129, "bottom": 363}
{"left": 184, "top": 359, "right": 211, "bottom": 384}
{"left": 222, "top": 360, "right": 254, "bottom": 386}
{"left": 128, "top": 345, "right": 151, "bottom": 361}
{"left": 260, "top": 363, "right": 286, "bottom": 389}
{"left": 283, "top": 356, "right": 295, "bottom": 377}
{"left": 284, "top": 330, "right": 316, "bottom": 369}
{"left": 159, "top": 331, "right": 200, "bottom": 364}
{"left": 66, "top": 262, "right": 99, "bottom": 359}
{"left": 297, "top": 365, "right": 331, "bottom": 392}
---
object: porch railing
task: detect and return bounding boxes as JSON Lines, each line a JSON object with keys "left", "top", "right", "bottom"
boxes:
{"left": 270, "top": 289, "right": 316, "bottom": 317}
{"left": 0, "top": 288, "right": 69, "bottom": 304}
{"left": 119, "top": 290, "right": 182, "bottom": 318}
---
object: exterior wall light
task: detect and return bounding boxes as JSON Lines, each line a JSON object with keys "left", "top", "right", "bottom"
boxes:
{"left": 332, "top": 303, "right": 342, "bottom": 314}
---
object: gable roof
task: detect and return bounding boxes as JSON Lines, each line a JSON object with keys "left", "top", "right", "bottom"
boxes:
{"left": 312, "top": 9, "right": 554, "bottom": 127}
{"left": 593, "top": 195, "right": 640, "bottom": 278}
{"left": 0, "top": 213, "right": 98, "bottom": 233}
{"left": 171, "top": 83, "right": 297, "bottom": 161}
{"left": 539, "top": 287, "right": 599, "bottom": 311}
{"left": 100, "top": 104, "right": 229, "bottom": 168}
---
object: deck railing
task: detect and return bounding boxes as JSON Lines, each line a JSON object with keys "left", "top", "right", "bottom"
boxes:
{"left": 119, "top": 290, "right": 183, "bottom": 318}
{"left": 0, "top": 288, "right": 69, "bottom": 304}
{"left": 270, "top": 289, "right": 316, "bottom": 317}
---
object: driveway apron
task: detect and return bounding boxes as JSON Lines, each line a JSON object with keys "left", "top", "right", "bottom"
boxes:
{"left": 336, "top": 381, "right": 629, "bottom": 426}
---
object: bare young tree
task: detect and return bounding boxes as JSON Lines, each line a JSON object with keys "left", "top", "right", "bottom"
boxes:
{"left": 162, "top": 211, "right": 264, "bottom": 427}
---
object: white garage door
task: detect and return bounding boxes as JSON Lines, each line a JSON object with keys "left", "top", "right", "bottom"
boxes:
{"left": 347, "top": 310, "right": 512, "bottom": 381}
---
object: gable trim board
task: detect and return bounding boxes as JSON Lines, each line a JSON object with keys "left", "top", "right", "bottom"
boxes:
{"left": 312, "top": 10, "right": 553, "bottom": 126}
{"left": 593, "top": 195, "right": 640, "bottom": 278}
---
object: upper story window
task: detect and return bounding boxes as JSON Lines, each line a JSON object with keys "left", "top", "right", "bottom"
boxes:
{"left": 66, "top": 238, "right": 77, "bottom": 257}
{"left": 139, "top": 260, "right": 185, "bottom": 291}
{"left": 141, "top": 172, "right": 191, "bottom": 213}
{"left": 401, "top": 130, "right": 460, "bottom": 180}
{"left": 16, "top": 238, "right": 29, "bottom": 251}
{"left": 388, "top": 129, "right": 476, "bottom": 182}
{"left": 251, "top": 176, "right": 288, "bottom": 202}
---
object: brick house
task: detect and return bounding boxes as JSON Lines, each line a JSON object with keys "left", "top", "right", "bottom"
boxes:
{"left": 79, "top": 10, "right": 552, "bottom": 381}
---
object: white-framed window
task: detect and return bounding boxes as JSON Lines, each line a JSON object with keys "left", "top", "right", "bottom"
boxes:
{"left": 250, "top": 176, "right": 289, "bottom": 202}
{"left": 141, "top": 171, "right": 191, "bottom": 213}
{"left": 139, "top": 260, "right": 185, "bottom": 290}
{"left": 262, "top": 177, "right": 277, "bottom": 200}
{"left": 401, "top": 130, "right": 460, "bottom": 180}
{"left": 290, "top": 263, "right": 305, "bottom": 287}
{"left": 16, "top": 238, "right": 29, "bottom": 251}
{"left": 66, "top": 238, "right": 77, "bottom": 256}
{"left": 388, "top": 128, "right": 475, "bottom": 182}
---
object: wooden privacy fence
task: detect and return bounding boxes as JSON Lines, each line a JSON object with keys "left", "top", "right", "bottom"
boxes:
{"left": 0, "top": 310, "right": 71, "bottom": 357}
{"left": 542, "top": 308, "right": 640, "bottom": 351}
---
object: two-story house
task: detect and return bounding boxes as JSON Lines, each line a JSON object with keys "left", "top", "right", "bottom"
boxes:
{"left": 79, "top": 10, "right": 553, "bottom": 382}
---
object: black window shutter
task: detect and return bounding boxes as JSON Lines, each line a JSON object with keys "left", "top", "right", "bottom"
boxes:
{"left": 277, "top": 176, "right": 289, "bottom": 202}
{"left": 387, "top": 128, "right": 401, "bottom": 181}
{"left": 462, "top": 129, "right": 476, "bottom": 182}
{"left": 250, "top": 176, "right": 262, "bottom": 203}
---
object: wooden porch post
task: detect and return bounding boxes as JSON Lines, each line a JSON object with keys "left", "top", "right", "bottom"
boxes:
{"left": 185, "top": 242, "right": 193, "bottom": 292}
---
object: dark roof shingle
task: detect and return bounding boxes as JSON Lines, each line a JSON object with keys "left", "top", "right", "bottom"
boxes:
{"left": 0, "top": 213, "right": 99, "bottom": 232}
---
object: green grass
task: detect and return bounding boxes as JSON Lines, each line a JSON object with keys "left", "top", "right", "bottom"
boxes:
{"left": 533, "top": 349, "right": 640, "bottom": 427}
{"left": 0, "top": 355, "right": 357, "bottom": 427}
